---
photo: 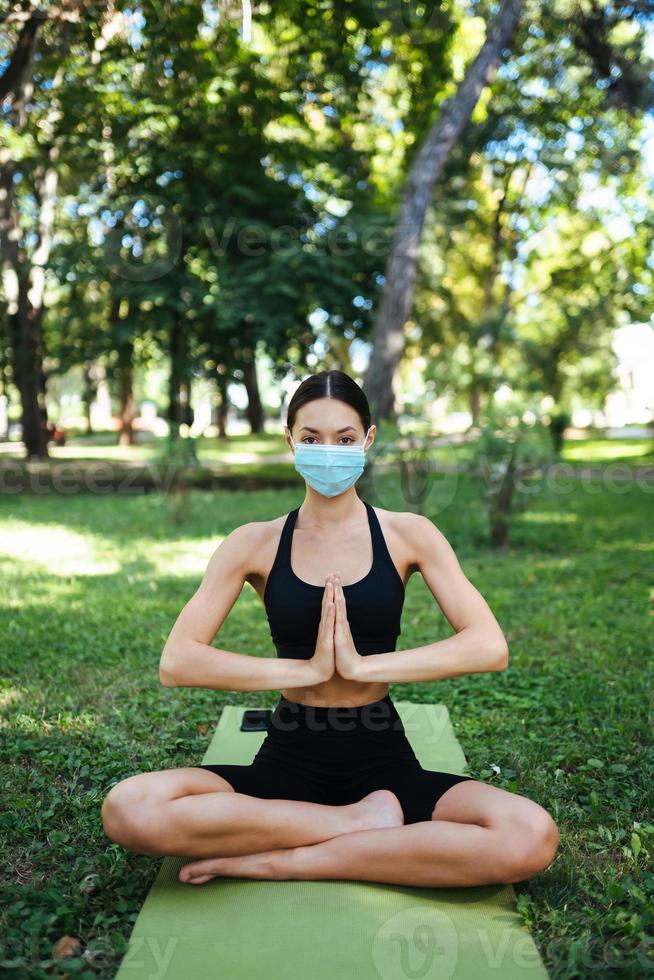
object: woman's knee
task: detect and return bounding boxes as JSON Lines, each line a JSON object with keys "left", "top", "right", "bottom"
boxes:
{"left": 496, "top": 805, "right": 559, "bottom": 883}
{"left": 101, "top": 775, "right": 163, "bottom": 853}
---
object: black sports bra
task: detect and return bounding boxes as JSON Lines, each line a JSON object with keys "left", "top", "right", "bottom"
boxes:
{"left": 263, "top": 500, "right": 405, "bottom": 660}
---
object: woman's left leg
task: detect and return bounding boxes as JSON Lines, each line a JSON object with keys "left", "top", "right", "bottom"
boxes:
{"left": 179, "top": 779, "right": 559, "bottom": 887}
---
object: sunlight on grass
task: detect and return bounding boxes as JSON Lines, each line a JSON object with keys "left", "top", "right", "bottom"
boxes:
{"left": 10, "top": 711, "right": 98, "bottom": 735}
{"left": 0, "top": 685, "right": 23, "bottom": 713}
{"left": 1, "top": 519, "right": 225, "bottom": 580}
{"left": 212, "top": 450, "right": 287, "bottom": 463}
{"left": 562, "top": 439, "right": 653, "bottom": 462}
{"left": 0, "top": 523, "right": 121, "bottom": 576}
{"left": 527, "top": 556, "right": 575, "bottom": 570}
{"left": 46, "top": 444, "right": 159, "bottom": 461}
{"left": 140, "top": 538, "right": 221, "bottom": 578}
{"left": 521, "top": 511, "right": 579, "bottom": 523}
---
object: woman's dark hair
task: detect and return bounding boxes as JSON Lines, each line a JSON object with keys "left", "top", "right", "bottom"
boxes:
{"left": 286, "top": 370, "right": 371, "bottom": 436}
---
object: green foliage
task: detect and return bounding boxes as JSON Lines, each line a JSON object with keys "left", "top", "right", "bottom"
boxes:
{"left": 5, "top": 0, "right": 653, "bottom": 444}
{"left": 418, "top": 0, "right": 654, "bottom": 418}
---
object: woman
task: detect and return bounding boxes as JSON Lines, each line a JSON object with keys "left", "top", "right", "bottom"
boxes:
{"left": 101, "top": 369, "right": 559, "bottom": 888}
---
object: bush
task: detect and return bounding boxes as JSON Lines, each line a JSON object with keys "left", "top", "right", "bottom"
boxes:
{"left": 548, "top": 408, "right": 572, "bottom": 455}
{"left": 467, "top": 403, "right": 554, "bottom": 547}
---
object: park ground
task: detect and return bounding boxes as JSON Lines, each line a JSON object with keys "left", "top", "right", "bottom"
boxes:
{"left": 0, "top": 434, "right": 652, "bottom": 978}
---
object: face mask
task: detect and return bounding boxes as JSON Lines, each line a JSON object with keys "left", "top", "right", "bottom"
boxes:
{"left": 289, "top": 427, "right": 372, "bottom": 498}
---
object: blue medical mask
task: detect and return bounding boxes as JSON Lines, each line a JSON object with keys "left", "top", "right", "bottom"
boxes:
{"left": 289, "top": 427, "right": 372, "bottom": 498}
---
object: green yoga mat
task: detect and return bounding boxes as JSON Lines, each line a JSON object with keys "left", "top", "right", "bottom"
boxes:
{"left": 115, "top": 701, "right": 549, "bottom": 980}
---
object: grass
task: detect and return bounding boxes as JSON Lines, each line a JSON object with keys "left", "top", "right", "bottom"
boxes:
{"left": 0, "top": 468, "right": 652, "bottom": 978}
{"left": 559, "top": 438, "right": 654, "bottom": 465}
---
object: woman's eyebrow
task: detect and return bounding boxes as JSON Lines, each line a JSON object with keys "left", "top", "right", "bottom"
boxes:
{"left": 299, "top": 426, "right": 356, "bottom": 433}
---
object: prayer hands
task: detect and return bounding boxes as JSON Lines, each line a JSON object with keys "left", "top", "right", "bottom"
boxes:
{"left": 332, "top": 573, "right": 364, "bottom": 681}
{"left": 308, "top": 576, "right": 337, "bottom": 683}
{"left": 307, "top": 572, "right": 364, "bottom": 684}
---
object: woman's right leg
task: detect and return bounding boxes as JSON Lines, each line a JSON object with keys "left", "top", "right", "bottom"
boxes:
{"left": 101, "top": 764, "right": 403, "bottom": 859}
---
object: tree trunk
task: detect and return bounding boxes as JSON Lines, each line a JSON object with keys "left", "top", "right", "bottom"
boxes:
{"left": 362, "top": 0, "right": 524, "bottom": 424}
{"left": 6, "top": 274, "right": 50, "bottom": 458}
{"left": 242, "top": 355, "right": 264, "bottom": 433}
{"left": 107, "top": 291, "right": 135, "bottom": 447}
{"left": 169, "top": 318, "right": 193, "bottom": 435}
{"left": 0, "top": 10, "right": 72, "bottom": 459}
{"left": 469, "top": 385, "right": 482, "bottom": 428}
{"left": 0, "top": 343, "right": 9, "bottom": 440}
{"left": 82, "top": 360, "right": 96, "bottom": 435}
{"left": 0, "top": 10, "right": 47, "bottom": 103}
{"left": 0, "top": 136, "right": 53, "bottom": 460}
{"left": 489, "top": 444, "right": 517, "bottom": 548}
{"left": 216, "top": 372, "right": 229, "bottom": 438}
{"left": 118, "top": 365, "right": 135, "bottom": 447}
{"left": 117, "top": 341, "right": 135, "bottom": 447}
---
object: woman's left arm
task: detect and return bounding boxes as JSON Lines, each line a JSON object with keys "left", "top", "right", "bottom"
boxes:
{"left": 352, "top": 514, "right": 509, "bottom": 684}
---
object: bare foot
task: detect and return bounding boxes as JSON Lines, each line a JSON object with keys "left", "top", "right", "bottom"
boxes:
{"left": 178, "top": 790, "right": 404, "bottom": 885}
{"left": 347, "top": 789, "right": 405, "bottom": 833}
{"left": 179, "top": 850, "right": 288, "bottom": 885}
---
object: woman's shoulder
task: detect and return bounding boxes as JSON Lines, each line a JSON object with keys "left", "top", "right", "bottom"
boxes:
{"left": 231, "top": 512, "right": 292, "bottom": 581}
{"left": 370, "top": 503, "right": 436, "bottom": 535}
{"left": 372, "top": 505, "right": 451, "bottom": 564}
{"left": 231, "top": 509, "right": 291, "bottom": 536}
{"left": 368, "top": 504, "right": 440, "bottom": 572}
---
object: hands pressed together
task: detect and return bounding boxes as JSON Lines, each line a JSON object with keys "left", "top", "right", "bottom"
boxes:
{"left": 309, "top": 572, "right": 363, "bottom": 683}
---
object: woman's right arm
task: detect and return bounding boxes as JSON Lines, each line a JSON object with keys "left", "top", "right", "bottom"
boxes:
{"left": 159, "top": 523, "right": 326, "bottom": 691}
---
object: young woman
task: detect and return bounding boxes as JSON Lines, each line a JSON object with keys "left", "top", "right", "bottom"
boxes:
{"left": 101, "top": 369, "right": 559, "bottom": 888}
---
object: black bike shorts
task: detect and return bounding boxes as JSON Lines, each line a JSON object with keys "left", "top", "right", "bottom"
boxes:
{"left": 192, "top": 693, "right": 474, "bottom": 824}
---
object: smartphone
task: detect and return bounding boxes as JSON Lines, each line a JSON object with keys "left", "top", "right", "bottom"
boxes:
{"left": 240, "top": 709, "right": 272, "bottom": 732}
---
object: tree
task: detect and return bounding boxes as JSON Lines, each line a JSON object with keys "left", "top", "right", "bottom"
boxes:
{"left": 0, "top": 2, "right": 127, "bottom": 457}
{"left": 362, "top": 0, "right": 524, "bottom": 423}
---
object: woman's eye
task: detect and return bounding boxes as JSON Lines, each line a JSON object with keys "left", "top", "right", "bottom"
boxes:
{"left": 302, "top": 437, "right": 354, "bottom": 444}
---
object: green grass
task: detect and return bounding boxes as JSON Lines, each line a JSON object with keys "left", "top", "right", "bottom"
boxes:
{"left": 1, "top": 472, "right": 652, "bottom": 978}
{"left": 560, "top": 438, "right": 654, "bottom": 465}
